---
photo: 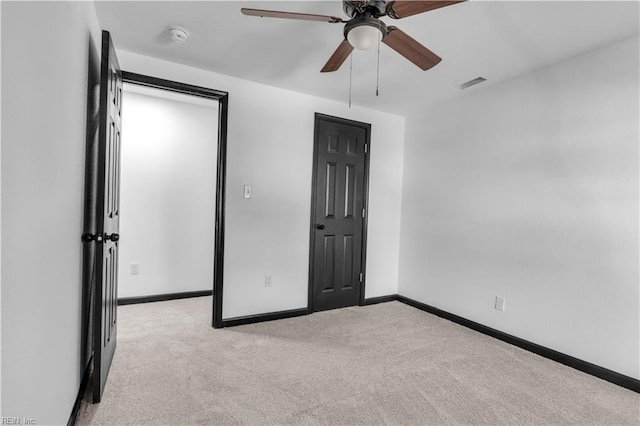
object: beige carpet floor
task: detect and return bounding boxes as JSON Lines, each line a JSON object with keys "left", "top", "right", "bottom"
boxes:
{"left": 76, "top": 297, "right": 639, "bottom": 425}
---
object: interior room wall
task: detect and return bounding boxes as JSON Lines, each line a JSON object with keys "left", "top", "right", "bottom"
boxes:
{"left": 116, "top": 51, "right": 405, "bottom": 319}
{"left": 1, "top": 1, "right": 102, "bottom": 423}
{"left": 118, "top": 84, "right": 218, "bottom": 299}
{"left": 1, "top": 3, "right": 3, "bottom": 414}
{"left": 398, "top": 36, "right": 640, "bottom": 379}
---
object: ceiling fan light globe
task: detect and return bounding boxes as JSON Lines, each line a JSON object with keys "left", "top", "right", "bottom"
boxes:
{"left": 347, "top": 25, "right": 382, "bottom": 50}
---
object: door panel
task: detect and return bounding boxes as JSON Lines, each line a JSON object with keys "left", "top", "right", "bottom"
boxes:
{"left": 342, "top": 235, "right": 354, "bottom": 289}
{"left": 310, "top": 114, "right": 370, "bottom": 312}
{"left": 325, "top": 162, "right": 337, "bottom": 218}
{"left": 90, "top": 30, "right": 122, "bottom": 403}
{"left": 322, "top": 236, "right": 336, "bottom": 291}
{"left": 344, "top": 164, "right": 356, "bottom": 218}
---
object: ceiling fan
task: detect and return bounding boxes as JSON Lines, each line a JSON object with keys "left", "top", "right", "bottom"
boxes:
{"left": 241, "top": 1, "right": 467, "bottom": 73}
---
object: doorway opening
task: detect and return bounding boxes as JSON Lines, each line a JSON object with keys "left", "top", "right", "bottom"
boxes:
{"left": 121, "top": 72, "right": 228, "bottom": 328}
{"left": 119, "top": 82, "right": 217, "bottom": 302}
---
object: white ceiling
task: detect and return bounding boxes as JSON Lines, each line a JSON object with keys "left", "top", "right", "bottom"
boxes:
{"left": 94, "top": 1, "right": 639, "bottom": 116}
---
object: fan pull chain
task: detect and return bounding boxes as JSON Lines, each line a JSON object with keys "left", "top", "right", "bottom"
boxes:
{"left": 348, "top": 52, "right": 353, "bottom": 108}
{"left": 376, "top": 22, "right": 381, "bottom": 96}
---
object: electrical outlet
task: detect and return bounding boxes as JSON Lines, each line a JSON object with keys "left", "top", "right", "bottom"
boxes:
{"left": 495, "top": 296, "right": 506, "bottom": 312}
{"left": 265, "top": 275, "right": 272, "bottom": 287}
{"left": 130, "top": 262, "right": 140, "bottom": 275}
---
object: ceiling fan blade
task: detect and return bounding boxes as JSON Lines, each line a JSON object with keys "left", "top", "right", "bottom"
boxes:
{"left": 321, "top": 39, "right": 354, "bottom": 73}
{"left": 382, "top": 26, "right": 442, "bottom": 71}
{"left": 387, "top": 1, "right": 466, "bottom": 19}
{"left": 241, "top": 8, "right": 344, "bottom": 23}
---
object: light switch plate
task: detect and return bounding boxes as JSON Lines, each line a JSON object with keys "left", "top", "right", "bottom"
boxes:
{"left": 495, "top": 296, "right": 506, "bottom": 312}
{"left": 243, "top": 185, "right": 252, "bottom": 199}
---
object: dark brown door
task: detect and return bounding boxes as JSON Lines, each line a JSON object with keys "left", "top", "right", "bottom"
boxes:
{"left": 86, "top": 30, "right": 123, "bottom": 403}
{"left": 310, "top": 114, "right": 370, "bottom": 312}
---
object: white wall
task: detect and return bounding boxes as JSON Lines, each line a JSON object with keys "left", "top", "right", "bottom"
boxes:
{"left": 118, "top": 84, "right": 218, "bottom": 298}
{"left": 0, "top": 2, "right": 4, "bottom": 415}
{"left": 116, "top": 51, "right": 405, "bottom": 319}
{"left": 398, "top": 36, "right": 640, "bottom": 379}
{"left": 1, "top": 1, "right": 102, "bottom": 423}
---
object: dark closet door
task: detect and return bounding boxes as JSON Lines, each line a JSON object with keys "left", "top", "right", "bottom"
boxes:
{"left": 310, "top": 114, "right": 370, "bottom": 311}
{"left": 88, "top": 30, "right": 123, "bottom": 403}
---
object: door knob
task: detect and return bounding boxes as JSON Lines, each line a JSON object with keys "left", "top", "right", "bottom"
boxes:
{"left": 82, "top": 233, "right": 101, "bottom": 243}
{"left": 104, "top": 233, "right": 120, "bottom": 242}
{"left": 316, "top": 224, "right": 325, "bottom": 230}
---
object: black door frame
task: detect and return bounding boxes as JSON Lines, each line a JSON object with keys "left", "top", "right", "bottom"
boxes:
{"left": 307, "top": 112, "right": 372, "bottom": 312}
{"left": 121, "top": 71, "right": 228, "bottom": 329}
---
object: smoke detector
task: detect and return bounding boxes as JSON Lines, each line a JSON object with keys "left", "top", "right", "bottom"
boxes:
{"left": 167, "top": 25, "right": 190, "bottom": 44}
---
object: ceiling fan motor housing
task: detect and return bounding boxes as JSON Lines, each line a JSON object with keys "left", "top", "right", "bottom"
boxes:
{"left": 343, "top": 0, "right": 388, "bottom": 18}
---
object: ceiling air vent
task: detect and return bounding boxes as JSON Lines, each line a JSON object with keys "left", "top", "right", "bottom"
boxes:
{"left": 460, "top": 77, "right": 487, "bottom": 90}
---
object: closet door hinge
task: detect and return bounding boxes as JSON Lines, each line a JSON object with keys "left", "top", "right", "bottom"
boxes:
{"left": 359, "top": 272, "right": 363, "bottom": 283}
{"left": 364, "top": 144, "right": 368, "bottom": 154}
